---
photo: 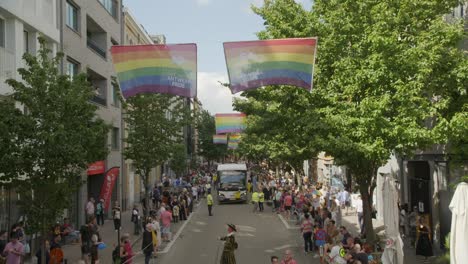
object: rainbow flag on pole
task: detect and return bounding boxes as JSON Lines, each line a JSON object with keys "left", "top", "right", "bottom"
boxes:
{"left": 215, "top": 113, "right": 246, "bottom": 134}
{"left": 213, "top": 135, "right": 228, "bottom": 144}
{"left": 110, "top": 44, "right": 197, "bottom": 98}
{"left": 223, "top": 38, "right": 317, "bottom": 94}
{"left": 229, "top": 134, "right": 242, "bottom": 143}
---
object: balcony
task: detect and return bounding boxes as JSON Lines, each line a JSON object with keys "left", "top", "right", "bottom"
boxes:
{"left": 86, "top": 16, "right": 107, "bottom": 59}
{"left": 87, "top": 68, "right": 107, "bottom": 106}
{"left": 87, "top": 38, "right": 106, "bottom": 58}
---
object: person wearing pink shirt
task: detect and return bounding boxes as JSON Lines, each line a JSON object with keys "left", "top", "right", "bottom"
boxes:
{"left": 161, "top": 206, "right": 173, "bottom": 242}
{"left": 281, "top": 249, "right": 297, "bottom": 264}
{"left": 284, "top": 192, "right": 293, "bottom": 220}
{"left": 2, "top": 232, "right": 24, "bottom": 264}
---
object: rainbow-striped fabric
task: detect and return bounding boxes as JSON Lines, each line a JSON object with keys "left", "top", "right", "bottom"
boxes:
{"left": 228, "top": 141, "right": 239, "bottom": 150}
{"left": 213, "top": 135, "right": 228, "bottom": 144}
{"left": 215, "top": 113, "right": 246, "bottom": 134}
{"left": 223, "top": 38, "right": 317, "bottom": 93}
{"left": 229, "top": 134, "right": 242, "bottom": 142}
{"left": 110, "top": 44, "right": 197, "bottom": 98}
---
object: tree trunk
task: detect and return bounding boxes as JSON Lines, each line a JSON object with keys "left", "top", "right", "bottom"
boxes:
{"left": 346, "top": 169, "right": 353, "bottom": 191}
{"left": 142, "top": 172, "right": 150, "bottom": 219}
{"left": 359, "top": 185, "right": 376, "bottom": 243}
{"left": 41, "top": 211, "right": 46, "bottom": 264}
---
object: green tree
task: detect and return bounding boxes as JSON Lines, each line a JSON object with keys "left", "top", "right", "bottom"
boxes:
{"left": 252, "top": 0, "right": 467, "bottom": 242}
{"left": 2, "top": 38, "right": 109, "bottom": 262}
{"left": 123, "top": 93, "right": 191, "bottom": 216}
{"left": 196, "top": 110, "right": 228, "bottom": 164}
{"left": 170, "top": 143, "right": 188, "bottom": 177}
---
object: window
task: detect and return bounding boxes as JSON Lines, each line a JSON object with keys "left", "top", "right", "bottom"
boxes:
{"left": 111, "top": 127, "right": 119, "bottom": 150}
{"left": 66, "top": 58, "right": 79, "bottom": 79}
{"left": 99, "top": 0, "right": 117, "bottom": 18}
{"left": 461, "top": 4, "right": 464, "bottom": 18}
{"left": 66, "top": 1, "right": 78, "bottom": 31}
{"left": 112, "top": 84, "right": 120, "bottom": 107}
{"left": 23, "top": 30, "right": 29, "bottom": 54}
{"left": 0, "top": 18, "right": 5, "bottom": 47}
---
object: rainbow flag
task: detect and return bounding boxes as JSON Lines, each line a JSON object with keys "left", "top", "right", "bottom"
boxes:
{"left": 110, "top": 44, "right": 197, "bottom": 98}
{"left": 228, "top": 141, "right": 239, "bottom": 150}
{"left": 213, "top": 135, "right": 228, "bottom": 144}
{"left": 229, "top": 134, "right": 242, "bottom": 143}
{"left": 223, "top": 38, "right": 317, "bottom": 93}
{"left": 215, "top": 113, "right": 246, "bottom": 134}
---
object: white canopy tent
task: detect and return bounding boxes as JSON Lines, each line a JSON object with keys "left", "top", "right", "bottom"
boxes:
{"left": 449, "top": 182, "right": 468, "bottom": 264}
{"left": 381, "top": 176, "right": 404, "bottom": 264}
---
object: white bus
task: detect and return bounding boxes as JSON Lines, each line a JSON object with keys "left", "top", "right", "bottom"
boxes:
{"left": 217, "top": 163, "right": 248, "bottom": 203}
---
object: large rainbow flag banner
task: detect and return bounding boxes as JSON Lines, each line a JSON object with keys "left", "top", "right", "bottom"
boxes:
{"left": 223, "top": 38, "right": 317, "bottom": 94}
{"left": 213, "top": 135, "right": 228, "bottom": 144}
{"left": 215, "top": 113, "right": 246, "bottom": 134}
{"left": 110, "top": 44, "right": 197, "bottom": 99}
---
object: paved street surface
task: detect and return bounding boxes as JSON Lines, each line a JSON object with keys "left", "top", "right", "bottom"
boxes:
{"left": 132, "top": 200, "right": 316, "bottom": 264}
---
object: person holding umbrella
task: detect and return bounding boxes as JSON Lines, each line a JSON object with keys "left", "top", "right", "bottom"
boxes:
{"left": 218, "top": 224, "right": 238, "bottom": 264}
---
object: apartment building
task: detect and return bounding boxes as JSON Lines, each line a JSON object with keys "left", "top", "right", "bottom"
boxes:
{"left": 0, "top": 0, "right": 61, "bottom": 230}
{"left": 59, "top": 0, "right": 123, "bottom": 225}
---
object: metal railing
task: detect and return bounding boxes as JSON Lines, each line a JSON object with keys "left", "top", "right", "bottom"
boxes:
{"left": 90, "top": 95, "right": 107, "bottom": 106}
{"left": 87, "top": 39, "right": 106, "bottom": 58}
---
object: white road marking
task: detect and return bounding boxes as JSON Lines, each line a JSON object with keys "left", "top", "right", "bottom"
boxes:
{"left": 236, "top": 225, "right": 257, "bottom": 232}
{"left": 236, "top": 232, "right": 254, "bottom": 237}
{"left": 265, "top": 249, "right": 275, "bottom": 253}
{"left": 158, "top": 203, "right": 200, "bottom": 254}
{"left": 195, "top": 221, "right": 207, "bottom": 225}
{"left": 274, "top": 244, "right": 293, "bottom": 250}
{"left": 192, "top": 228, "right": 202, "bottom": 232}
{"left": 277, "top": 214, "right": 300, "bottom": 230}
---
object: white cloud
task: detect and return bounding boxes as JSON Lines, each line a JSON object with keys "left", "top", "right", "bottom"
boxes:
{"left": 197, "top": 72, "right": 243, "bottom": 115}
{"left": 196, "top": 0, "right": 211, "bottom": 6}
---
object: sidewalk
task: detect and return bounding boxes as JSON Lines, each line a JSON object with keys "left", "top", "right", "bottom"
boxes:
{"left": 59, "top": 210, "right": 137, "bottom": 264}
{"left": 276, "top": 207, "right": 438, "bottom": 263}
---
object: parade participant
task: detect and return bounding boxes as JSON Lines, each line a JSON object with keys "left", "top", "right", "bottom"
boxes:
{"left": 355, "top": 195, "right": 364, "bottom": 235}
{"left": 120, "top": 233, "right": 134, "bottom": 264}
{"left": 314, "top": 224, "right": 327, "bottom": 261}
{"left": 271, "top": 256, "right": 279, "bottom": 263}
{"left": 2, "top": 232, "right": 23, "bottom": 264}
{"left": 284, "top": 191, "right": 293, "bottom": 220}
{"left": 219, "top": 224, "right": 238, "bottom": 264}
{"left": 251, "top": 190, "right": 259, "bottom": 213}
{"left": 280, "top": 249, "right": 297, "bottom": 264}
{"left": 161, "top": 206, "right": 173, "bottom": 242}
{"left": 300, "top": 214, "right": 313, "bottom": 254}
{"left": 207, "top": 191, "right": 214, "bottom": 216}
{"left": 258, "top": 191, "right": 265, "bottom": 212}
{"left": 112, "top": 201, "right": 122, "bottom": 231}
{"left": 131, "top": 205, "right": 140, "bottom": 235}
{"left": 141, "top": 222, "right": 154, "bottom": 264}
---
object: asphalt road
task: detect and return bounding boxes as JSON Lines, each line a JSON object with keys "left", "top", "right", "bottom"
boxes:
{"left": 132, "top": 200, "right": 320, "bottom": 264}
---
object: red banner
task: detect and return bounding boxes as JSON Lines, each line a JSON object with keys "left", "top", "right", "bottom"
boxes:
{"left": 87, "top": 161, "right": 105, "bottom": 176}
{"left": 99, "top": 167, "right": 119, "bottom": 210}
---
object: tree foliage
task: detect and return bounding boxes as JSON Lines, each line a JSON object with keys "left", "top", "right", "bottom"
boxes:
{"left": 196, "top": 110, "right": 228, "bottom": 163}
{"left": 250, "top": 0, "right": 467, "bottom": 242}
{"left": 1, "top": 37, "right": 109, "bottom": 257}
{"left": 123, "top": 93, "right": 191, "bottom": 214}
{"left": 170, "top": 143, "right": 188, "bottom": 177}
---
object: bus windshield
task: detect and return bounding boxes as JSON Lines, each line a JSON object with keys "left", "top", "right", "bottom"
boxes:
{"left": 219, "top": 171, "right": 246, "bottom": 188}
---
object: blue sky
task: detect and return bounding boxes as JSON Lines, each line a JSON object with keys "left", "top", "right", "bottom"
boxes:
{"left": 124, "top": 0, "right": 312, "bottom": 113}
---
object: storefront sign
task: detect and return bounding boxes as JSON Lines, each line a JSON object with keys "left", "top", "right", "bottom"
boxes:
{"left": 87, "top": 161, "right": 105, "bottom": 176}
{"left": 99, "top": 167, "right": 119, "bottom": 210}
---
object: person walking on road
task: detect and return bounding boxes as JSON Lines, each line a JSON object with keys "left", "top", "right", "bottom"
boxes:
{"left": 85, "top": 197, "right": 95, "bottom": 221}
{"left": 258, "top": 191, "right": 265, "bottom": 212}
{"left": 252, "top": 191, "right": 259, "bottom": 213}
{"left": 142, "top": 222, "right": 154, "bottom": 264}
{"left": 207, "top": 191, "right": 214, "bottom": 216}
{"left": 219, "top": 224, "right": 238, "bottom": 264}
{"left": 280, "top": 249, "right": 297, "bottom": 264}
{"left": 301, "top": 214, "right": 314, "bottom": 254}
{"left": 355, "top": 195, "right": 364, "bottom": 235}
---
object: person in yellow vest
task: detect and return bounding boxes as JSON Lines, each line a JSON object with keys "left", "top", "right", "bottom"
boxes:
{"left": 207, "top": 191, "right": 214, "bottom": 216}
{"left": 258, "top": 191, "right": 265, "bottom": 212}
{"left": 252, "top": 191, "right": 259, "bottom": 213}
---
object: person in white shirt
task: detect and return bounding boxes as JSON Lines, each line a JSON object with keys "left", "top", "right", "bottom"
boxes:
{"left": 328, "top": 244, "right": 347, "bottom": 264}
{"left": 355, "top": 195, "right": 364, "bottom": 234}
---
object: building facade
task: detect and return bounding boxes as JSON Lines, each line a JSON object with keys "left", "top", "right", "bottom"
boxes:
{"left": 0, "top": 0, "right": 61, "bottom": 231}
{"left": 59, "top": 0, "right": 123, "bottom": 225}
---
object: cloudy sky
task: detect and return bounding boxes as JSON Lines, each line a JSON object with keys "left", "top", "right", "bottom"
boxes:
{"left": 125, "top": 0, "right": 313, "bottom": 114}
